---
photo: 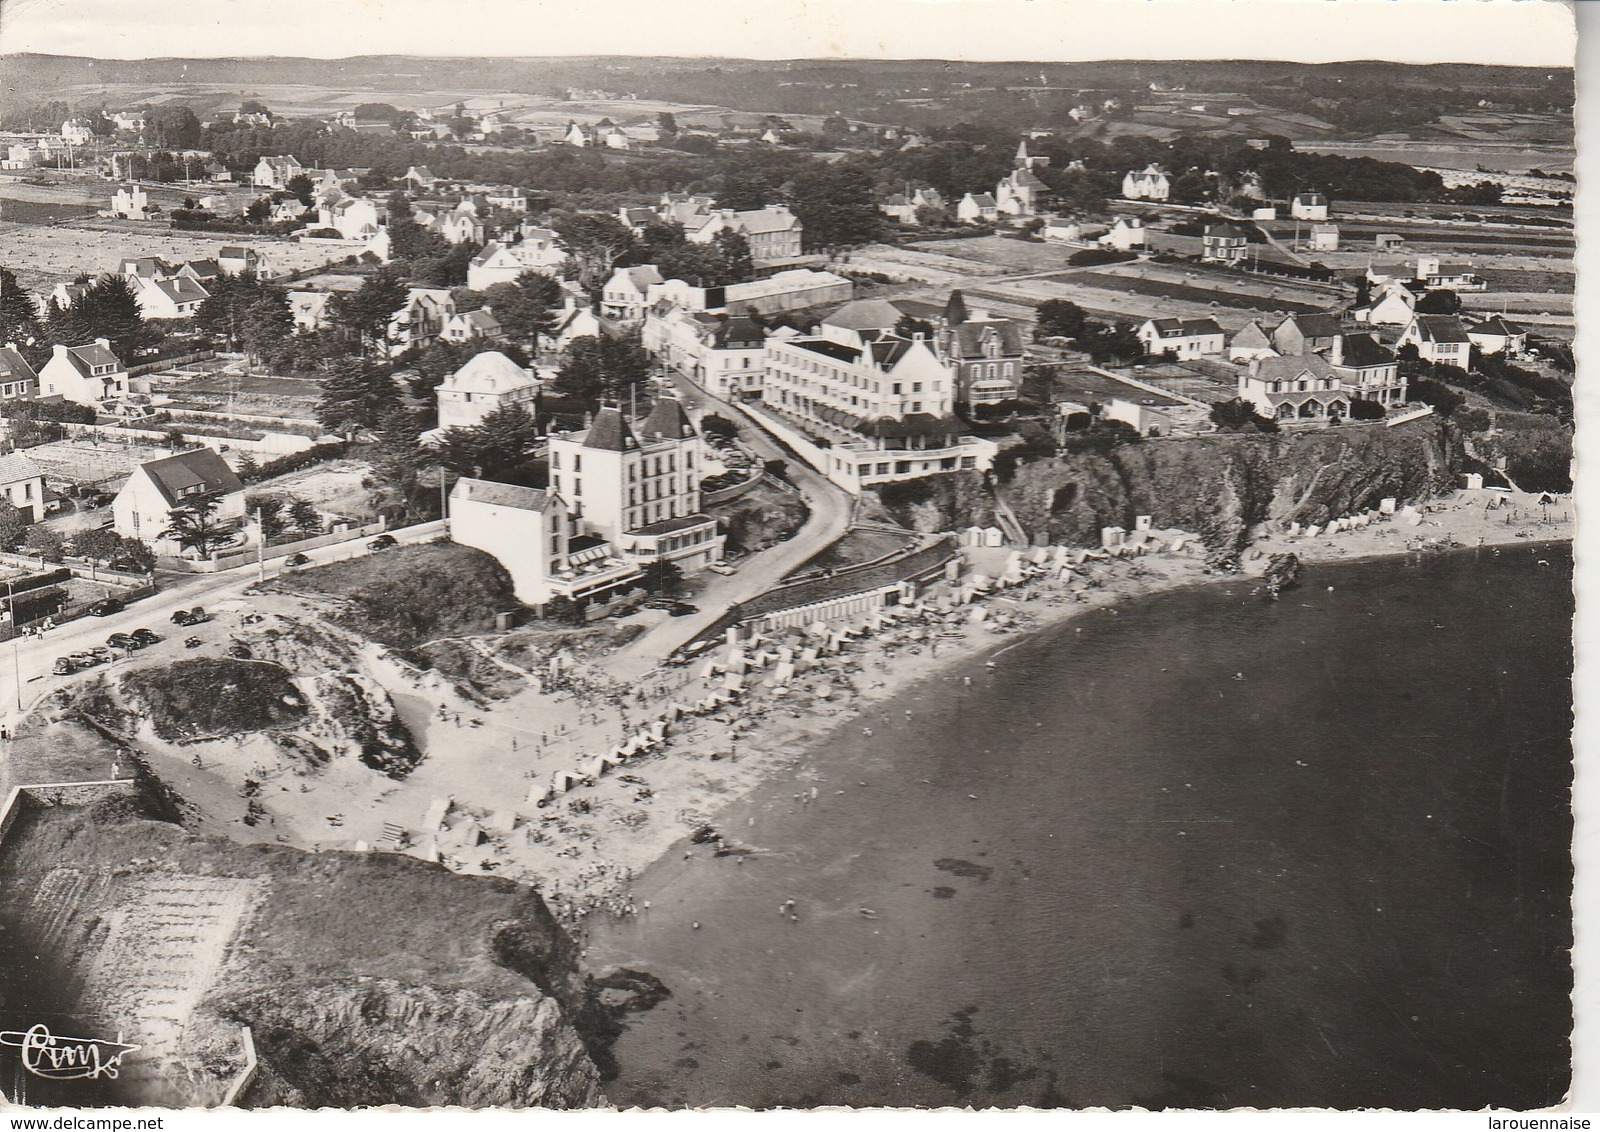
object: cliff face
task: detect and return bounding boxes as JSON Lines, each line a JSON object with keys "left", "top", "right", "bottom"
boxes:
{"left": 0, "top": 796, "right": 609, "bottom": 1109}
{"left": 872, "top": 420, "right": 1468, "bottom": 564}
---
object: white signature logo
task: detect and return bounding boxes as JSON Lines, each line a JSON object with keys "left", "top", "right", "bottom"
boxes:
{"left": 0, "top": 1024, "right": 140, "bottom": 1080}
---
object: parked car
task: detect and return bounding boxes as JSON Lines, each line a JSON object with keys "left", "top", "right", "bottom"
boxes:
{"left": 642, "top": 597, "right": 679, "bottom": 611}
{"left": 225, "top": 642, "right": 252, "bottom": 660}
{"left": 131, "top": 628, "right": 160, "bottom": 645}
{"left": 106, "top": 632, "right": 135, "bottom": 649}
{"left": 284, "top": 553, "right": 310, "bottom": 567}
{"left": 667, "top": 602, "right": 699, "bottom": 617}
{"left": 184, "top": 636, "right": 203, "bottom": 649}
{"left": 52, "top": 657, "right": 75, "bottom": 676}
{"left": 369, "top": 534, "right": 398, "bottom": 552}
{"left": 708, "top": 561, "right": 738, "bottom": 576}
{"left": 69, "top": 651, "right": 102, "bottom": 668}
{"left": 170, "top": 608, "right": 210, "bottom": 626}
{"left": 87, "top": 598, "right": 125, "bottom": 617}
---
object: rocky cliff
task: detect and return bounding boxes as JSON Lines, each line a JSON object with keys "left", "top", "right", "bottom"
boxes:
{"left": 873, "top": 419, "right": 1488, "bottom": 565}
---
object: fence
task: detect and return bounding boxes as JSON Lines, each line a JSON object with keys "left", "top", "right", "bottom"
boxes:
{"left": 161, "top": 521, "right": 388, "bottom": 574}
{"left": 700, "top": 468, "right": 765, "bottom": 505}
{"left": 58, "top": 420, "right": 318, "bottom": 456}
{"left": 128, "top": 350, "right": 217, "bottom": 379}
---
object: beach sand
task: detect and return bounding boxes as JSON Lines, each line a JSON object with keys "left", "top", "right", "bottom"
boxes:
{"left": 16, "top": 488, "right": 1571, "bottom": 938}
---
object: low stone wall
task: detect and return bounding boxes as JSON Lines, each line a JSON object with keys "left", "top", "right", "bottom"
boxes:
{"left": 0, "top": 780, "right": 138, "bottom": 849}
{"left": 59, "top": 421, "right": 318, "bottom": 456}
{"left": 701, "top": 469, "right": 764, "bottom": 506}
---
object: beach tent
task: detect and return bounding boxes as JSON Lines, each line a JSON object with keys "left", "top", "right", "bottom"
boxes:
{"left": 1303, "top": 524, "right": 1321, "bottom": 539}
{"left": 484, "top": 808, "right": 519, "bottom": 834}
{"left": 423, "top": 796, "right": 453, "bottom": 832}
{"left": 525, "top": 783, "right": 553, "bottom": 807}
{"left": 965, "top": 526, "right": 987, "bottom": 546}
{"left": 698, "top": 660, "right": 721, "bottom": 682}
{"left": 984, "top": 527, "right": 1005, "bottom": 547}
{"left": 1286, "top": 522, "right": 1302, "bottom": 537}
{"left": 769, "top": 660, "right": 796, "bottom": 686}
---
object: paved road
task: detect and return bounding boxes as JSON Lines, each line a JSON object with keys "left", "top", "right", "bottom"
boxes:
{"left": 2, "top": 522, "right": 442, "bottom": 727}
{"left": 603, "top": 374, "right": 854, "bottom": 677}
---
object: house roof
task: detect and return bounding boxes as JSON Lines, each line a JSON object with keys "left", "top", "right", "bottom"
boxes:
{"left": 0, "top": 454, "right": 45, "bottom": 485}
{"left": 633, "top": 513, "right": 713, "bottom": 537}
{"left": 0, "top": 347, "right": 38, "bottom": 384}
{"left": 443, "top": 350, "right": 533, "bottom": 394}
{"left": 460, "top": 309, "right": 501, "bottom": 331}
{"left": 1468, "top": 316, "right": 1527, "bottom": 338}
{"left": 148, "top": 276, "right": 209, "bottom": 304}
{"left": 1411, "top": 315, "right": 1470, "bottom": 344}
{"left": 137, "top": 448, "right": 244, "bottom": 506}
{"left": 639, "top": 397, "right": 696, "bottom": 441}
{"left": 713, "top": 315, "right": 765, "bottom": 349}
{"left": 1250, "top": 353, "right": 1338, "bottom": 382}
{"left": 1007, "top": 169, "right": 1049, "bottom": 191}
{"left": 1334, "top": 333, "right": 1395, "bottom": 368}
{"left": 1147, "top": 317, "right": 1224, "bottom": 338}
{"left": 793, "top": 338, "right": 863, "bottom": 364}
{"left": 823, "top": 299, "right": 904, "bottom": 332}
{"left": 184, "top": 258, "right": 221, "bottom": 278}
{"left": 948, "top": 320, "right": 1024, "bottom": 359}
{"left": 968, "top": 193, "right": 998, "bottom": 208}
{"left": 1231, "top": 320, "right": 1271, "bottom": 348}
{"left": 615, "top": 265, "right": 664, "bottom": 290}
{"left": 218, "top": 246, "right": 254, "bottom": 260}
{"left": 456, "top": 478, "right": 554, "bottom": 512}
{"left": 856, "top": 413, "right": 966, "bottom": 439}
{"left": 581, "top": 407, "right": 638, "bottom": 452}
{"left": 727, "top": 207, "right": 799, "bottom": 235}
{"left": 1204, "top": 223, "right": 1249, "bottom": 240}
{"left": 1281, "top": 313, "right": 1342, "bottom": 340}
{"left": 60, "top": 341, "right": 124, "bottom": 375}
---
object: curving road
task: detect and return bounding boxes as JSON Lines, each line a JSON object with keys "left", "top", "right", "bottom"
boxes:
{"left": 602, "top": 373, "right": 854, "bottom": 679}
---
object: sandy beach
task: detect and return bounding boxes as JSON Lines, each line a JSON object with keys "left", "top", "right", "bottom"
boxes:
{"left": 15, "top": 487, "right": 1571, "bottom": 943}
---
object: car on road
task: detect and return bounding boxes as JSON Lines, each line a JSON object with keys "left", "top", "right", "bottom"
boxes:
{"left": 52, "top": 657, "right": 75, "bottom": 676}
{"left": 707, "top": 561, "right": 738, "bottom": 576}
{"left": 86, "top": 598, "right": 125, "bottom": 617}
{"left": 131, "top": 628, "right": 161, "bottom": 646}
{"left": 368, "top": 534, "right": 398, "bottom": 552}
{"left": 667, "top": 602, "right": 699, "bottom": 617}
{"left": 69, "top": 651, "right": 103, "bottom": 668}
{"left": 169, "top": 608, "right": 211, "bottom": 626}
{"left": 642, "top": 597, "right": 680, "bottom": 611}
{"left": 284, "top": 553, "right": 310, "bottom": 567}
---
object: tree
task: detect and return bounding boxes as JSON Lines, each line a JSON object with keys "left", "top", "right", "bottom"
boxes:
{"left": 111, "top": 536, "right": 157, "bottom": 575}
{"left": 439, "top": 404, "right": 541, "bottom": 480}
{"left": 288, "top": 498, "right": 323, "bottom": 535}
{"left": 317, "top": 359, "right": 397, "bottom": 435}
{"left": 483, "top": 271, "right": 563, "bottom": 347}
{"left": 285, "top": 173, "right": 315, "bottom": 206}
{"left": 1074, "top": 322, "right": 1145, "bottom": 365}
{"left": 1347, "top": 398, "right": 1387, "bottom": 421}
{"left": 245, "top": 197, "right": 271, "bottom": 224}
{"left": 0, "top": 267, "right": 45, "bottom": 357}
{"left": 69, "top": 526, "right": 121, "bottom": 566}
{"left": 330, "top": 268, "right": 408, "bottom": 354}
{"left": 1034, "top": 299, "right": 1088, "bottom": 341}
{"left": 894, "top": 314, "right": 934, "bottom": 339}
{"left": 365, "top": 406, "right": 437, "bottom": 523}
{"left": 711, "top": 229, "right": 754, "bottom": 283}
{"left": 144, "top": 104, "right": 201, "bottom": 149}
{"left": 246, "top": 493, "right": 288, "bottom": 541}
{"left": 0, "top": 503, "right": 27, "bottom": 553}
{"left": 1414, "top": 289, "right": 1461, "bottom": 315}
{"left": 554, "top": 332, "right": 650, "bottom": 408}
{"left": 1209, "top": 397, "right": 1279, "bottom": 433}
{"left": 545, "top": 211, "right": 637, "bottom": 289}
{"left": 788, "top": 163, "right": 881, "bottom": 250}
{"left": 160, "top": 493, "right": 231, "bottom": 558}
{"left": 240, "top": 290, "right": 294, "bottom": 364}
{"left": 46, "top": 273, "right": 155, "bottom": 361}
{"left": 643, "top": 557, "right": 684, "bottom": 595}
{"left": 22, "top": 524, "right": 66, "bottom": 563}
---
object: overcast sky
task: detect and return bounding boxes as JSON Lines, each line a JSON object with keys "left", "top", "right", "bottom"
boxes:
{"left": 0, "top": 0, "right": 1577, "bottom": 65}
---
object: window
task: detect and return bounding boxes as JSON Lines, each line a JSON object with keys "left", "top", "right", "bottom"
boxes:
{"left": 573, "top": 454, "right": 582, "bottom": 473}
{"left": 912, "top": 382, "right": 922, "bottom": 394}
{"left": 912, "top": 401, "right": 922, "bottom": 412}
{"left": 573, "top": 479, "right": 582, "bottom": 497}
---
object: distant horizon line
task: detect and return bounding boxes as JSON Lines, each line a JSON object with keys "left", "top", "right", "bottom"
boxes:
{"left": 0, "top": 50, "right": 1571, "bottom": 69}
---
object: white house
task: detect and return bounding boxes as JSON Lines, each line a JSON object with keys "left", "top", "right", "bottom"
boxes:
{"left": 441, "top": 309, "right": 503, "bottom": 343}
{"left": 388, "top": 288, "right": 455, "bottom": 354}
{"left": 994, "top": 168, "right": 1049, "bottom": 217}
{"left": 449, "top": 479, "right": 641, "bottom": 608}
{"left": 466, "top": 235, "right": 565, "bottom": 291}
{"left": 1227, "top": 320, "right": 1277, "bottom": 362}
{"left": 1101, "top": 216, "right": 1147, "bottom": 251}
{"left": 0, "top": 454, "right": 48, "bottom": 523}
{"left": 1466, "top": 316, "right": 1529, "bottom": 356}
{"left": 1329, "top": 332, "right": 1407, "bottom": 407}
{"left": 602, "top": 265, "right": 665, "bottom": 322}
{"left": 0, "top": 347, "right": 39, "bottom": 405}
{"left": 435, "top": 350, "right": 538, "bottom": 431}
{"left": 319, "top": 195, "right": 382, "bottom": 240}
{"left": 1351, "top": 281, "right": 1419, "bottom": 327}
{"left": 132, "top": 274, "right": 208, "bottom": 320}
{"left": 547, "top": 399, "right": 724, "bottom": 575}
{"left": 687, "top": 205, "right": 804, "bottom": 265}
{"left": 1201, "top": 222, "right": 1248, "bottom": 264}
{"left": 112, "top": 448, "right": 248, "bottom": 553}
{"left": 61, "top": 119, "right": 94, "bottom": 146}
{"left": 1043, "top": 217, "right": 1083, "bottom": 243}
{"left": 1136, "top": 317, "right": 1225, "bottom": 360}
{"left": 1413, "top": 256, "right": 1487, "bottom": 292}
{"left": 1122, "top": 164, "right": 1171, "bottom": 201}
{"left": 1290, "top": 192, "right": 1329, "bottom": 221}
{"left": 288, "top": 290, "right": 334, "bottom": 333}
{"left": 436, "top": 209, "right": 484, "bottom": 246}
{"left": 253, "top": 154, "right": 303, "bottom": 189}
{"left": 957, "top": 193, "right": 999, "bottom": 224}
{"left": 110, "top": 184, "right": 152, "bottom": 220}
{"left": 1309, "top": 223, "right": 1339, "bottom": 252}
{"left": 38, "top": 339, "right": 129, "bottom": 406}
{"left": 1238, "top": 353, "right": 1349, "bottom": 423}
{"left": 564, "top": 122, "right": 592, "bottom": 147}
{"left": 1398, "top": 314, "right": 1471, "bottom": 365}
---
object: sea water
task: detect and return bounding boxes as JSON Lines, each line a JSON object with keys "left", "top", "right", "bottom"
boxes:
{"left": 585, "top": 543, "right": 1574, "bottom": 1109}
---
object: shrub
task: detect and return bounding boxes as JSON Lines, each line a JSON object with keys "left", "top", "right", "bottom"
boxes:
{"left": 1068, "top": 247, "right": 1138, "bottom": 267}
{"left": 1347, "top": 399, "right": 1387, "bottom": 421}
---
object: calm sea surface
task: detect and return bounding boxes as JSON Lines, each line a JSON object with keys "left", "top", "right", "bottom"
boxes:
{"left": 586, "top": 544, "right": 1574, "bottom": 1110}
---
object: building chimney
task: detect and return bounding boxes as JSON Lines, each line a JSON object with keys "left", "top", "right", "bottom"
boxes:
{"left": 1248, "top": 357, "right": 1261, "bottom": 377}
{"left": 1331, "top": 334, "right": 1345, "bottom": 367}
